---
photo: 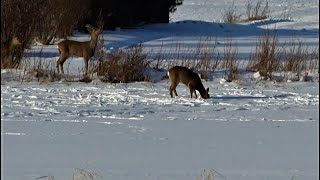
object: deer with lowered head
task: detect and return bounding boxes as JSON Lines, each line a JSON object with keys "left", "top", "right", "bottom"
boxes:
{"left": 168, "top": 66, "right": 210, "bottom": 99}
{"left": 1, "top": 36, "right": 21, "bottom": 62}
{"left": 56, "top": 24, "right": 102, "bottom": 76}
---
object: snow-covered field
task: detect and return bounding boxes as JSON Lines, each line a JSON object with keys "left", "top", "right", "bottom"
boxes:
{"left": 1, "top": 0, "right": 319, "bottom": 180}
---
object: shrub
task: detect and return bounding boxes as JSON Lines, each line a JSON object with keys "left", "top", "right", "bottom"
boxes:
{"left": 279, "top": 41, "right": 319, "bottom": 81}
{"left": 192, "top": 37, "right": 221, "bottom": 80}
{"left": 246, "top": 0, "right": 270, "bottom": 21}
{"left": 1, "top": 0, "right": 42, "bottom": 68}
{"left": 1, "top": 0, "right": 90, "bottom": 68}
{"left": 280, "top": 40, "right": 309, "bottom": 79}
{"left": 35, "top": 168, "right": 102, "bottom": 180}
{"left": 1, "top": 57, "right": 16, "bottom": 69}
{"left": 247, "top": 30, "right": 281, "bottom": 80}
{"left": 1, "top": 37, "right": 22, "bottom": 68}
{"left": 196, "top": 168, "right": 227, "bottom": 180}
{"left": 98, "top": 43, "right": 151, "bottom": 83}
{"left": 222, "top": 0, "right": 270, "bottom": 23}
{"left": 310, "top": 47, "right": 319, "bottom": 74}
{"left": 73, "top": 168, "right": 102, "bottom": 180}
{"left": 222, "top": 0, "right": 241, "bottom": 23}
{"left": 221, "top": 38, "right": 240, "bottom": 82}
{"left": 34, "top": 0, "right": 91, "bottom": 42}
{"left": 166, "top": 37, "right": 221, "bottom": 80}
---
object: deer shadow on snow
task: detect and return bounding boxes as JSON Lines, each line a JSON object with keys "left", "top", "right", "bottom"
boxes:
{"left": 209, "top": 93, "right": 295, "bottom": 101}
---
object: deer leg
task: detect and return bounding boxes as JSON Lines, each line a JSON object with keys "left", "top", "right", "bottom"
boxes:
{"left": 56, "top": 59, "right": 61, "bottom": 74}
{"left": 83, "top": 56, "right": 89, "bottom": 76}
{"left": 56, "top": 54, "right": 68, "bottom": 74}
{"left": 189, "top": 89, "right": 193, "bottom": 98}
{"left": 188, "top": 83, "right": 196, "bottom": 98}
{"left": 169, "top": 84, "right": 175, "bottom": 98}
{"left": 169, "top": 82, "right": 179, "bottom": 98}
{"left": 59, "top": 57, "right": 67, "bottom": 74}
{"left": 174, "top": 89, "right": 178, "bottom": 96}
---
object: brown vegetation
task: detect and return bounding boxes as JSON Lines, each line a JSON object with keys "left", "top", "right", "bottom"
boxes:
{"left": 1, "top": 0, "right": 91, "bottom": 68}
{"left": 223, "top": 0, "right": 270, "bottom": 23}
{"left": 246, "top": 0, "right": 270, "bottom": 21}
{"left": 98, "top": 43, "right": 151, "bottom": 83}
{"left": 247, "top": 30, "right": 281, "bottom": 80}
{"left": 1, "top": 36, "right": 21, "bottom": 68}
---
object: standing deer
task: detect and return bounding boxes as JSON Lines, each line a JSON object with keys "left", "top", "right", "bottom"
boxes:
{"left": 1, "top": 36, "right": 21, "bottom": 62}
{"left": 56, "top": 24, "right": 102, "bottom": 76}
{"left": 168, "top": 66, "right": 210, "bottom": 99}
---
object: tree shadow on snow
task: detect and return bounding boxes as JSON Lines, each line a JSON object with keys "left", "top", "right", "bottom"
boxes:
{"left": 106, "top": 20, "right": 319, "bottom": 51}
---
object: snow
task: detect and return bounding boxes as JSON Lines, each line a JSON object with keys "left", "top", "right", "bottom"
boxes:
{"left": 1, "top": 0, "right": 319, "bottom": 180}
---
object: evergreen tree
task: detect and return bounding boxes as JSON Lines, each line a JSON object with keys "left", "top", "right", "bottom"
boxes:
{"left": 169, "top": 0, "right": 184, "bottom": 13}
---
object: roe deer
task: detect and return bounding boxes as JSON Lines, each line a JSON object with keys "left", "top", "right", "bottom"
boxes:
{"left": 168, "top": 66, "right": 210, "bottom": 99}
{"left": 1, "top": 36, "right": 21, "bottom": 61}
{"left": 56, "top": 24, "right": 102, "bottom": 76}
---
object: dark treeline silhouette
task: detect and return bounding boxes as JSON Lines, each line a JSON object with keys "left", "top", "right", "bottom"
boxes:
{"left": 1, "top": 0, "right": 183, "bottom": 67}
{"left": 82, "top": 0, "right": 184, "bottom": 30}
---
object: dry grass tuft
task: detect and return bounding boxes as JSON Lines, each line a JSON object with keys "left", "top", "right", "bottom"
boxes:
{"left": 222, "top": 0, "right": 241, "bottom": 23}
{"left": 221, "top": 38, "right": 240, "bottom": 82}
{"left": 166, "top": 37, "right": 221, "bottom": 80}
{"left": 222, "top": 0, "right": 270, "bottom": 23}
{"left": 246, "top": 0, "right": 270, "bottom": 21}
{"left": 247, "top": 30, "right": 281, "bottom": 80}
{"left": 280, "top": 39, "right": 309, "bottom": 80}
{"left": 98, "top": 43, "right": 151, "bottom": 83}
{"left": 196, "top": 168, "right": 227, "bottom": 180}
{"left": 73, "top": 168, "right": 102, "bottom": 180}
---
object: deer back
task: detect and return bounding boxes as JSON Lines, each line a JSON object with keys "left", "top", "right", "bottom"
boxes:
{"left": 57, "top": 24, "right": 101, "bottom": 58}
{"left": 168, "top": 66, "right": 201, "bottom": 86}
{"left": 58, "top": 40, "right": 91, "bottom": 57}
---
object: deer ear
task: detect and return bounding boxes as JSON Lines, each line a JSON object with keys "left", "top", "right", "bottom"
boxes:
{"left": 207, "top": 88, "right": 209, "bottom": 92}
{"left": 85, "top": 24, "right": 93, "bottom": 31}
{"left": 85, "top": 24, "right": 92, "bottom": 28}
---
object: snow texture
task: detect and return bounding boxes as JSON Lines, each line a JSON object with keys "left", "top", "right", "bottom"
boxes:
{"left": 1, "top": 0, "right": 319, "bottom": 180}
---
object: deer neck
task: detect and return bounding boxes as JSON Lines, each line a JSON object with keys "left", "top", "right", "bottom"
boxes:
{"left": 9, "top": 44, "right": 15, "bottom": 51}
{"left": 197, "top": 85, "right": 206, "bottom": 95}
{"left": 8, "top": 42, "right": 17, "bottom": 52}
{"left": 89, "top": 35, "right": 99, "bottom": 50}
{"left": 199, "top": 91, "right": 206, "bottom": 98}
